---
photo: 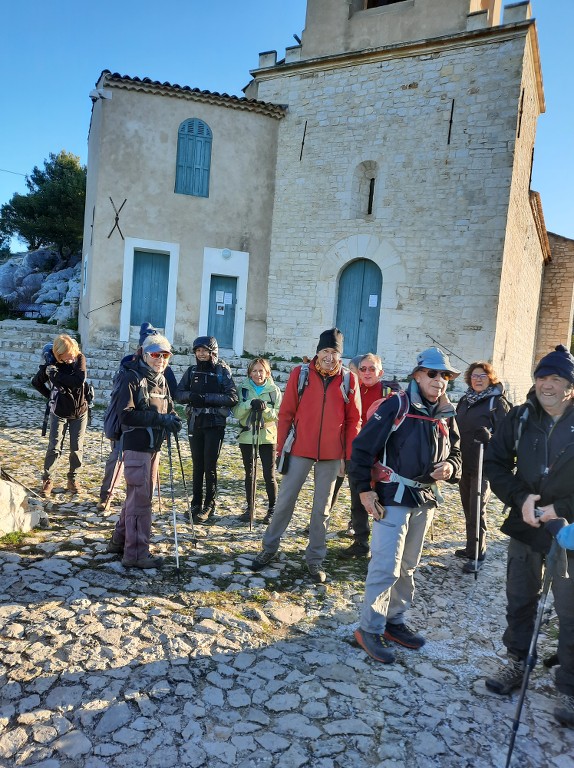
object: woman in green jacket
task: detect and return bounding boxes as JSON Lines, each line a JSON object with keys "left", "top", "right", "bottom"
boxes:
{"left": 233, "top": 358, "right": 282, "bottom": 524}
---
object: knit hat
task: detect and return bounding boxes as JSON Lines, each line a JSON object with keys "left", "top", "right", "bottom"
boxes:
{"left": 316, "top": 328, "right": 344, "bottom": 355}
{"left": 139, "top": 322, "right": 158, "bottom": 346}
{"left": 411, "top": 346, "right": 460, "bottom": 378}
{"left": 534, "top": 344, "right": 574, "bottom": 384}
{"left": 142, "top": 334, "right": 171, "bottom": 354}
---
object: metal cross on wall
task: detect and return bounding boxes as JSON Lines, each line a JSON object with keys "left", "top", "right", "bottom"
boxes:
{"left": 107, "top": 197, "right": 127, "bottom": 240}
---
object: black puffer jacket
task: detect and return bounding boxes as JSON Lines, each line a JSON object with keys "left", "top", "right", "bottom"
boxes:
{"left": 349, "top": 380, "right": 461, "bottom": 508}
{"left": 175, "top": 360, "right": 238, "bottom": 430}
{"left": 484, "top": 395, "right": 574, "bottom": 552}
{"left": 117, "top": 358, "right": 173, "bottom": 453}
{"left": 456, "top": 385, "right": 510, "bottom": 474}
{"left": 31, "top": 353, "right": 88, "bottom": 419}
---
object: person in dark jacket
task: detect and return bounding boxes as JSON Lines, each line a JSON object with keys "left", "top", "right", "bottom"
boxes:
{"left": 107, "top": 333, "right": 182, "bottom": 569}
{"left": 455, "top": 361, "right": 510, "bottom": 573}
{"left": 350, "top": 347, "right": 462, "bottom": 664}
{"left": 483, "top": 344, "right": 574, "bottom": 727}
{"left": 175, "top": 336, "right": 238, "bottom": 523}
{"left": 32, "top": 334, "right": 89, "bottom": 497}
{"left": 97, "top": 322, "right": 177, "bottom": 510}
{"left": 249, "top": 328, "right": 362, "bottom": 583}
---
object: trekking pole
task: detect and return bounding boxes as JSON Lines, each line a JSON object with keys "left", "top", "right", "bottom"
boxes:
{"left": 473, "top": 440, "right": 485, "bottom": 581}
{"left": 174, "top": 431, "right": 197, "bottom": 548}
{"left": 166, "top": 434, "right": 181, "bottom": 576}
{"left": 250, "top": 410, "right": 262, "bottom": 532}
{"left": 504, "top": 530, "right": 567, "bottom": 768}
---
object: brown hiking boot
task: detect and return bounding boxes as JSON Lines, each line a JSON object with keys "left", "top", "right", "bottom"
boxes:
{"left": 41, "top": 479, "right": 53, "bottom": 498}
{"left": 67, "top": 478, "right": 81, "bottom": 494}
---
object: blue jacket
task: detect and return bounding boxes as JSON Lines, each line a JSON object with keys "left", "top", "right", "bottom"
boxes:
{"left": 349, "top": 380, "right": 461, "bottom": 508}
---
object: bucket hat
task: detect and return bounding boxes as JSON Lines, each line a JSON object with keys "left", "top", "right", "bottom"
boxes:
{"left": 411, "top": 347, "right": 460, "bottom": 378}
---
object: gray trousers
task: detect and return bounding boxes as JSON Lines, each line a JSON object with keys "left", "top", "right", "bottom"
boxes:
{"left": 113, "top": 450, "right": 159, "bottom": 562}
{"left": 504, "top": 537, "right": 574, "bottom": 695}
{"left": 43, "top": 411, "right": 88, "bottom": 481}
{"left": 262, "top": 455, "right": 339, "bottom": 566}
{"left": 360, "top": 504, "right": 434, "bottom": 634}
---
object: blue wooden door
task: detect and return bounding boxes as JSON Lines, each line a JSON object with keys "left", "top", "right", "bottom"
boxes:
{"left": 130, "top": 250, "right": 169, "bottom": 329}
{"left": 336, "top": 259, "right": 382, "bottom": 358}
{"left": 208, "top": 275, "right": 236, "bottom": 348}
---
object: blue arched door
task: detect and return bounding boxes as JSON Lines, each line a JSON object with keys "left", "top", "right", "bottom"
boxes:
{"left": 335, "top": 259, "right": 382, "bottom": 358}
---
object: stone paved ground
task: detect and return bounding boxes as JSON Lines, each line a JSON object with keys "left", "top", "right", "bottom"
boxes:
{"left": 1, "top": 392, "right": 573, "bottom": 768}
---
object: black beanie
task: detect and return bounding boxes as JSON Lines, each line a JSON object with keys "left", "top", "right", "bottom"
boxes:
{"left": 316, "top": 328, "right": 344, "bottom": 355}
{"left": 534, "top": 344, "right": 574, "bottom": 385}
{"left": 139, "top": 322, "right": 158, "bottom": 346}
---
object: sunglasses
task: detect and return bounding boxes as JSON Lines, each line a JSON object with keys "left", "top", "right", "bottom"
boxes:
{"left": 471, "top": 373, "right": 488, "bottom": 380}
{"left": 423, "top": 369, "right": 454, "bottom": 381}
{"left": 359, "top": 366, "right": 377, "bottom": 373}
{"left": 148, "top": 351, "right": 171, "bottom": 359}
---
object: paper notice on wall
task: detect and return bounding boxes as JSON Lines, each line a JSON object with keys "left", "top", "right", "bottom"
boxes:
{"left": 216, "top": 304, "right": 225, "bottom": 315}
{"left": 215, "top": 291, "right": 224, "bottom": 303}
{"left": 368, "top": 294, "right": 378, "bottom": 308}
{"left": 224, "top": 292, "right": 233, "bottom": 305}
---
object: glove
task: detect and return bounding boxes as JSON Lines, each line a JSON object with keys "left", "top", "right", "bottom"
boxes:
{"left": 473, "top": 427, "right": 491, "bottom": 445}
{"left": 189, "top": 393, "right": 206, "bottom": 407}
{"left": 250, "top": 399, "right": 266, "bottom": 412}
{"left": 45, "top": 365, "right": 58, "bottom": 381}
{"left": 158, "top": 413, "right": 182, "bottom": 434}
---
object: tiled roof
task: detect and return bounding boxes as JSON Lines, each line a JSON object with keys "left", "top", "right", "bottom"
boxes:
{"left": 97, "top": 70, "right": 286, "bottom": 119}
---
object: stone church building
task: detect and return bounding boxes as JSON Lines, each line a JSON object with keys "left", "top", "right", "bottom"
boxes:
{"left": 79, "top": 0, "right": 573, "bottom": 402}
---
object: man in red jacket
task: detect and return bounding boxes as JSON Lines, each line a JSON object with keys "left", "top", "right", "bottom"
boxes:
{"left": 249, "top": 328, "right": 361, "bottom": 583}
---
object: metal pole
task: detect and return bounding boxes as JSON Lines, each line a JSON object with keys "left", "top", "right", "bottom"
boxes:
{"left": 174, "top": 431, "right": 197, "bottom": 547}
{"left": 166, "top": 434, "right": 180, "bottom": 574}
{"left": 473, "top": 441, "right": 485, "bottom": 580}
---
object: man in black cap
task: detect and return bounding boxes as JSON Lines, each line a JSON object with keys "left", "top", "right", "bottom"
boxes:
{"left": 249, "top": 328, "right": 361, "bottom": 583}
{"left": 484, "top": 344, "right": 574, "bottom": 727}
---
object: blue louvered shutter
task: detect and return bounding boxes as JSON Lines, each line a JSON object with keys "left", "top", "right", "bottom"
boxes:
{"left": 175, "top": 119, "right": 212, "bottom": 197}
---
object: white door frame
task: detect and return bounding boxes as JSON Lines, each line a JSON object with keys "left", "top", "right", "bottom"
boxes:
{"left": 119, "top": 237, "right": 180, "bottom": 342}
{"left": 199, "top": 247, "right": 249, "bottom": 356}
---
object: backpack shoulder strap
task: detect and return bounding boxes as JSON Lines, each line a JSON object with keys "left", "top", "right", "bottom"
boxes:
{"left": 297, "top": 363, "right": 310, "bottom": 402}
{"left": 340, "top": 366, "right": 352, "bottom": 404}
{"left": 514, "top": 404, "right": 529, "bottom": 452}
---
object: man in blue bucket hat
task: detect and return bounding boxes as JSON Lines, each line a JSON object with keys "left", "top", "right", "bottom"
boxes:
{"left": 349, "top": 346, "right": 462, "bottom": 663}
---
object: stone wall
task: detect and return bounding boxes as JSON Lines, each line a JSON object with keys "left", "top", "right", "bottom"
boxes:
{"left": 535, "top": 233, "right": 574, "bottom": 363}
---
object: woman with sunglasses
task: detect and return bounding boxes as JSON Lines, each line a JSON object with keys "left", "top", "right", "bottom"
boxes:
{"left": 107, "top": 333, "right": 182, "bottom": 569}
{"left": 455, "top": 361, "right": 510, "bottom": 573}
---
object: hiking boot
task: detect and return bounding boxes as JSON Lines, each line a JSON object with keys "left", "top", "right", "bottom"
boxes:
{"left": 554, "top": 692, "right": 574, "bottom": 727}
{"left": 195, "top": 504, "right": 215, "bottom": 523}
{"left": 454, "top": 548, "right": 472, "bottom": 559}
{"left": 249, "top": 550, "right": 277, "bottom": 572}
{"left": 106, "top": 536, "right": 124, "bottom": 554}
{"left": 262, "top": 507, "right": 274, "bottom": 525}
{"left": 462, "top": 558, "right": 485, "bottom": 574}
{"left": 339, "top": 540, "right": 370, "bottom": 559}
{"left": 485, "top": 657, "right": 525, "bottom": 695}
{"left": 67, "top": 478, "right": 81, "bottom": 494}
{"left": 41, "top": 479, "right": 53, "bottom": 498}
{"left": 354, "top": 628, "right": 395, "bottom": 664}
{"left": 384, "top": 622, "right": 426, "bottom": 649}
{"left": 97, "top": 500, "right": 107, "bottom": 512}
{"left": 122, "top": 556, "right": 163, "bottom": 569}
{"left": 188, "top": 505, "right": 201, "bottom": 523}
{"left": 307, "top": 563, "right": 327, "bottom": 583}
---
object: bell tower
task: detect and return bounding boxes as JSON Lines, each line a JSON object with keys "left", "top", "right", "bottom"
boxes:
{"left": 299, "top": 0, "right": 502, "bottom": 60}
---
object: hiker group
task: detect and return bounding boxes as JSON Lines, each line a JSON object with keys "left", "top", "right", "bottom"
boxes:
{"left": 30, "top": 326, "right": 574, "bottom": 730}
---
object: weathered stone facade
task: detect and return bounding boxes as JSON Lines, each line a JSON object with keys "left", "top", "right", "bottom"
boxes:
{"left": 535, "top": 232, "right": 574, "bottom": 363}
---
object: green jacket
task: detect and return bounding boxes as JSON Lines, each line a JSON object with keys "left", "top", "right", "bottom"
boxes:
{"left": 233, "top": 377, "right": 282, "bottom": 445}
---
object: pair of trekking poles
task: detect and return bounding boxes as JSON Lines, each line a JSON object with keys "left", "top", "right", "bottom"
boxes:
{"left": 103, "top": 430, "right": 196, "bottom": 576}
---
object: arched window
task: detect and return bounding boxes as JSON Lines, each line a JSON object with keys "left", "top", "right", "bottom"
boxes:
{"left": 175, "top": 119, "right": 212, "bottom": 197}
{"left": 351, "top": 161, "right": 378, "bottom": 218}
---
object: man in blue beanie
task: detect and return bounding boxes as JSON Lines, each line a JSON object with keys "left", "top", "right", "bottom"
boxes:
{"left": 484, "top": 344, "right": 574, "bottom": 728}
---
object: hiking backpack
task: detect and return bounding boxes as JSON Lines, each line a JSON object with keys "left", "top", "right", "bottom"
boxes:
{"left": 296, "top": 362, "right": 354, "bottom": 403}
{"left": 103, "top": 364, "right": 149, "bottom": 441}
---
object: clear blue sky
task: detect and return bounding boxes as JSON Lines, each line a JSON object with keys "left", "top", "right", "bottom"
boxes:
{"left": 1, "top": 0, "right": 572, "bottom": 247}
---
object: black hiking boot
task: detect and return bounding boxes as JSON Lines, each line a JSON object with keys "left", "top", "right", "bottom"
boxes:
{"left": 384, "top": 622, "right": 426, "bottom": 649}
{"left": 354, "top": 629, "right": 395, "bottom": 664}
{"left": 485, "top": 656, "right": 525, "bottom": 695}
{"left": 249, "top": 550, "right": 277, "bottom": 572}
{"left": 339, "top": 540, "right": 370, "bottom": 559}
